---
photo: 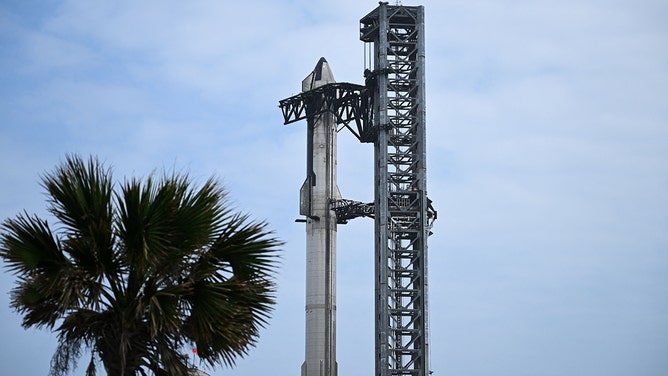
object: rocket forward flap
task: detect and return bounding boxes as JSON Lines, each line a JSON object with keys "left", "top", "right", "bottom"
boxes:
{"left": 299, "top": 179, "right": 310, "bottom": 216}
{"left": 302, "top": 57, "right": 336, "bottom": 92}
{"left": 300, "top": 179, "right": 342, "bottom": 217}
{"left": 334, "top": 185, "right": 342, "bottom": 200}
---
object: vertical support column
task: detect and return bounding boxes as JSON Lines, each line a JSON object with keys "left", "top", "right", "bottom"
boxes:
{"left": 415, "top": 8, "right": 430, "bottom": 376}
{"left": 374, "top": 4, "right": 391, "bottom": 376}
{"left": 361, "top": 4, "right": 429, "bottom": 376}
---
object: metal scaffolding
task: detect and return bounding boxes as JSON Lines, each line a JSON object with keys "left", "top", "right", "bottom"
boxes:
{"left": 361, "top": 4, "right": 431, "bottom": 376}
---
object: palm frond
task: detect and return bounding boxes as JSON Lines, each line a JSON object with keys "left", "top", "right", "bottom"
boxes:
{"left": 49, "top": 336, "right": 84, "bottom": 376}
{"left": 209, "top": 214, "right": 282, "bottom": 281}
{"left": 169, "top": 176, "right": 228, "bottom": 252}
{"left": 10, "top": 277, "right": 62, "bottom": 328}
{"left": 41, "top": 155, "right": 113, "bottom": 233}
{"left": 1, "top": 213, "right": 65, "bottom": 275}
{"left": 41, "top": 155, "right": 115, "bottom": 277}
{"left": 145, "top": 282, "right": 191, "bottom": 338}
{"left": 85, "top": 353, "right": 96, "bottom": 376}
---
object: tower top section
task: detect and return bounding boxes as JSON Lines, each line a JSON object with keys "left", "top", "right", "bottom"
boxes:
{"left": 302, "top": 57, "right": 336, "bottom": 92}
{"left": 360, "top": 4, "right": 423, "bottom": 43}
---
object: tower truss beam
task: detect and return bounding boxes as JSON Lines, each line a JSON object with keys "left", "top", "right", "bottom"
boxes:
{"left": 279, "top": 83, "right": 376, "bottom": 143}
{"left": 361, "top": 4, "right": 431, "bottom": 376}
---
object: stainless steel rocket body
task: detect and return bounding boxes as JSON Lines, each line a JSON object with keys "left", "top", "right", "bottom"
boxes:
{"left": 300, "top": 58, "right": 339, "bottom": 376}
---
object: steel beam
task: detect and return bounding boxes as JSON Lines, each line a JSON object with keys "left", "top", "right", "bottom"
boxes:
{"left": 361, "top": 4, "right": 431, "bottom": 376}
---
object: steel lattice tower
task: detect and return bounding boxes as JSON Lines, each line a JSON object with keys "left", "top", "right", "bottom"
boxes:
{"left": 279, "top": 3, "right": 433, "bottom": 376}
{"left": 361, "top": 4, "right": 430, "bottom": 376}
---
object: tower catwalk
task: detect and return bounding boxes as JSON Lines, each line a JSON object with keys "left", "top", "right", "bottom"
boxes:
{"left": 299, "top": 58, "right": 339, "bottom": 376}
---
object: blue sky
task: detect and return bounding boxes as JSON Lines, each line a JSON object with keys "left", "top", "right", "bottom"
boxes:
{"left": 1, "top": 0, "right": 667, "bottom": 375}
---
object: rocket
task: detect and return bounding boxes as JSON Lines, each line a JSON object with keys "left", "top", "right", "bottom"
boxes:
{"left": 299, "top": 57, "right": 340, "bottom": 376}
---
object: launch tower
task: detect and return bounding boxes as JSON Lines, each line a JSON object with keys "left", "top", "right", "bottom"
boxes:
{"left": 361, "top": 4, "right": 431, "bottom": 376}
{"left": 279, "top": 3, "right": 434, "bottom": 376}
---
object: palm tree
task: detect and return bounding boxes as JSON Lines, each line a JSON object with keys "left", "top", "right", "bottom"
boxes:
{"left": 0, "top": 155, "right": 282, "bottom": 376}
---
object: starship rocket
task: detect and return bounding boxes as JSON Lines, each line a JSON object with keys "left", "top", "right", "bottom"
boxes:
{"left": 299, "top": 57, "right": 339, "bottom": 376}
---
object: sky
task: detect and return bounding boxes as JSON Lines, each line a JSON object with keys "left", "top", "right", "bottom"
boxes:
{"left": 0, "top": 0, "right": 667, "bottom": 375}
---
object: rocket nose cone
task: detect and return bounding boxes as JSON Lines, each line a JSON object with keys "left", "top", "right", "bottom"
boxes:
{"left": 314, "top": 57, "right": 335, "bottom": 83}
{"left": 302, "top": 57, "right": 336, "bottom": 91}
